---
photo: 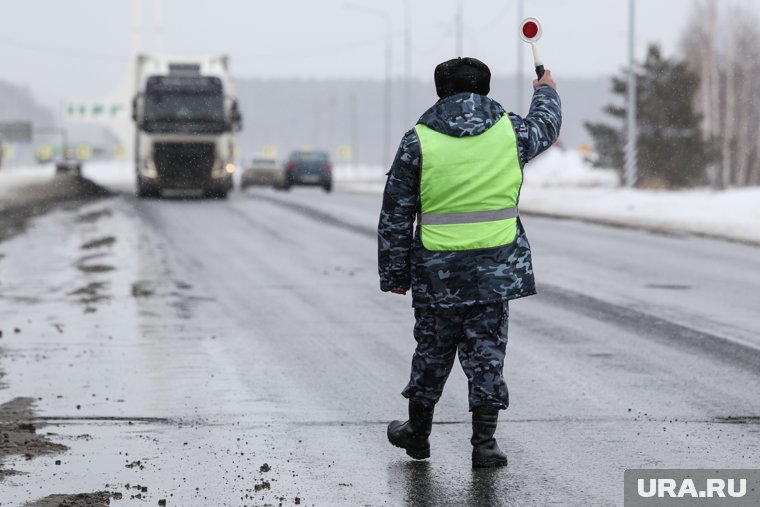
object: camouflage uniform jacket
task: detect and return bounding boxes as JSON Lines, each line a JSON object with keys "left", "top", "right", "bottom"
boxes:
{"left": 378, "top": 86, "right": 562, "bottom": 308}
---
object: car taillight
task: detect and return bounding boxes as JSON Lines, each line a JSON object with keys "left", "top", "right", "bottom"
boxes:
{"left": 326, "top": 161, "right": 333, "bottom": 173}
{"left": 287, "top": 161, "right": 296, "bottom": 171}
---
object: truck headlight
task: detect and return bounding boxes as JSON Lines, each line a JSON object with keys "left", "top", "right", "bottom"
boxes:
{"left": 225, "top": 163, "right": 235, "bottom": 174}
{"left": 142, "top": 159, "right": 158, "bottom": 179}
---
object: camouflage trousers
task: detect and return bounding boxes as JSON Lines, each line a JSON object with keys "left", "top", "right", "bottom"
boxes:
{"left": 402, "top": 301, "right": 509, "bottom": 410}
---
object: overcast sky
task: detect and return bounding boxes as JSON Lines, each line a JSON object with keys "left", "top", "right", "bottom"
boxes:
{"left": 1, "top": 0, "right": 758, "bottom": 109}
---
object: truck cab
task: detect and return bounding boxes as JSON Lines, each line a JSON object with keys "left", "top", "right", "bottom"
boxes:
{"left": 132, "top": 56, "right": 242, "bottom": 198}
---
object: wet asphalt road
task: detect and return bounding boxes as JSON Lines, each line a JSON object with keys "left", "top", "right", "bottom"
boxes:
{"left": 0, "top": 182, "right": 759, "bottom": 506}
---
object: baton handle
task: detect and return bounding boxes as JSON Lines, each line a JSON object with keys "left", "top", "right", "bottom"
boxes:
{"left": 531, "top": 43, "right": 545, "bottom": 79}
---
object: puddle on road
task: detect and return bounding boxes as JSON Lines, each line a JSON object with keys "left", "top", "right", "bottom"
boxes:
{"left": 67, "top": 281, "right": 111, "bottom": 309}
{"left": 75, "top": 209, "right": 112, "bottom": 224}
{"left": 80, "top": 236, "right": 116, "bottom": 250}
{"left": 23, "top": 491, "right": 121, "bottom": 507}
{"left": 76, "top": 263, "right": 116, "bottom": 274}
{"left": 644, "top": 283, "right": 693, "bottom": 290}
{"left": 130, "top": 280, "right": 156, "bottom": 298}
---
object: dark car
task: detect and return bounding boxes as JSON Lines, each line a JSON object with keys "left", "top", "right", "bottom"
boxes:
{"left": 284, "top": 150, "right": 332, "bottom": 192}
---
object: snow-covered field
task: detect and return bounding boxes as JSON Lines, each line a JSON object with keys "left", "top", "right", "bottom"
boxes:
{"left": 2, "top": 153, "right": 758, "bottom": 244}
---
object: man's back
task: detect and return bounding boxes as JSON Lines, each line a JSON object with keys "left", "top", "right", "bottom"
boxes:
{"left": 378, "top": 86, "right": 562, "bottom": 308}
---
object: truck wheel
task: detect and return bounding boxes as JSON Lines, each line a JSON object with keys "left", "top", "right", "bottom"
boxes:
{"left": 205, "top": 189, "right": 228, "bottom": 199}
{"left": 136, "top": 181, "right": 160, "bottom": 199}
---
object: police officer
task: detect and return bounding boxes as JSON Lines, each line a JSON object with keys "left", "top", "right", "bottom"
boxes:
{"left": 378, "top": 57, "right": 561, "bottom": 467}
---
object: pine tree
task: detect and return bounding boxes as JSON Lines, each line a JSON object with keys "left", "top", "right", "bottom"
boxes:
{"left": 585, "top": 44, "right": 711, "bottom": 188}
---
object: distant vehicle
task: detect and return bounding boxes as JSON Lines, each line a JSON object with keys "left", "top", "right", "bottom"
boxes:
{"left": 132, "top": 54, "right": 242, "bottom": 199}
{"left": 284, "top": 150, "right": 332, "bottom": 192}
{"left": 240, "top": 156, "right": 284, "bottom": 190}
{"left": 55, "top": 149, "right": 82, "bottom": 176}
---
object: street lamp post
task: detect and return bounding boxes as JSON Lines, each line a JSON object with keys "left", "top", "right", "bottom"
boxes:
{"left": 404, "top": 0, "right": 412, "bottom": 124}
{"left": 516, "top": 0, "right": 524, "bottom": 109}
{"left": 350, "top": 92, "right": 359, "bottom": 171}
{"left": 625, "top": 0, "right": 638, "bottom": 188}
{"left": 456, "top": 0, "right": 464, "bottom": 55}
{"left": 344, "top": 4, "right": 392, "bottom": 170}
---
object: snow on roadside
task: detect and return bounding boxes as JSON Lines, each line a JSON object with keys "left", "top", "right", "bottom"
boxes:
{"left": 0, "top": 164, "right": 56, "bottom": 203}
{"left": 340, "top": 148, "right": 760, "bottom": 245}
{"left": 333, "top": 164, "right": 387, "bottom": 184}
{"left": 80, "top": 160, "right": 134, "bottom": 191}
{"left": 522, "top": 148, "right": 619, "bottom": 188}
{"left": 519, "top": 149, "right": 760, "bottom": 245}
{"left": 0, "top": 163, "right": 111, "bottom": 211}
{"left": 520, "top": 185, "right": 760, "bottom": 245}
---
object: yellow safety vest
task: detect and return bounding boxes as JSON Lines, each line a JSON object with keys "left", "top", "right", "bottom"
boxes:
{"left": 416, "top": 116, "right": 523, "bottom": 251}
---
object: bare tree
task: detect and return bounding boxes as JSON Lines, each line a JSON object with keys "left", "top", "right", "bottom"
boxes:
{"left": 682, "top": 0, "right": 719, "bottom": 186}
{"left": 734, "top": 16, "right": 756, "bottom": 186}
{"left": 680, "top": 0, "right": 760, "bottom": 188}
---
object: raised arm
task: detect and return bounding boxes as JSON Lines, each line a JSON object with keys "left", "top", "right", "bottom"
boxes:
{"left": 510, "top": 70, "right": 562, "bottom": 166}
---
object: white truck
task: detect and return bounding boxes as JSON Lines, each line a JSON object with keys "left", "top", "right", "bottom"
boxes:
{"left": 131, "top": 54, "right": 242, "bottom": 198}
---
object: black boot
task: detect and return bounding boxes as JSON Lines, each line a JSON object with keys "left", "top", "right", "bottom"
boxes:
{"left": 387, "top": 400, "right": 434, "bottom": 459}
{"left": 471, "top": 407, "right": 508, "bottom": 468}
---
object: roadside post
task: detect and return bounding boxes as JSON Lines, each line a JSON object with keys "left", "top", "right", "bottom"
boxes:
{"left": 520, "top": 18, "right": 545, "bottom": 79}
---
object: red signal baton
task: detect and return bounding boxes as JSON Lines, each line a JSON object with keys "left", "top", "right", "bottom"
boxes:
{"left": 520, "top": 17, "right": 544, "bottom": 79}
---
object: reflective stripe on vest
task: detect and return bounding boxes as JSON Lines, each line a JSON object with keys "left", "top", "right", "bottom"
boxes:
{"left": 416, "top": 116, "right": 522, "bottom": 251}
{"left": 417, "top": 205, "right": 518, "bottom": 226}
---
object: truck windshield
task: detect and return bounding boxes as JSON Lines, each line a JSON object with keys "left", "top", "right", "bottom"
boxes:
{"left": 144, "top": 91, "right": 224, "bottom": 123}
